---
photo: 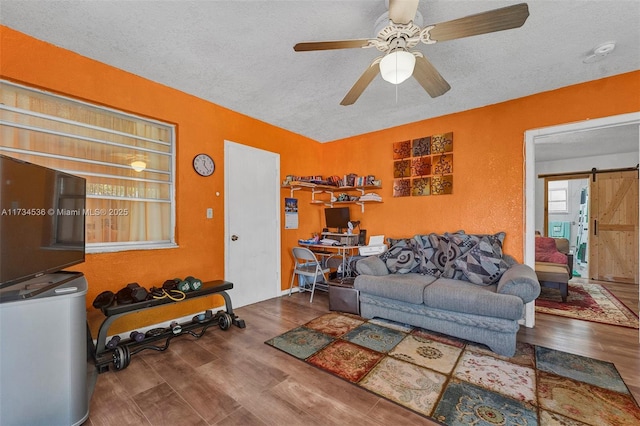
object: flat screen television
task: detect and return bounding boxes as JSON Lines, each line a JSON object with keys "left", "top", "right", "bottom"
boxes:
{"left": 0, "top": 154, "right": 86, "bottom": 289}
{"left": 324, "top": 207, "right": 350, "bottom": 231}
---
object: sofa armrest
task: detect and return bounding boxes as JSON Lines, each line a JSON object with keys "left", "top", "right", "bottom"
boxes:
{"left": 496, "top": 263, "right": 541, "bottom": 303}
{"left": 356, "top": 256, "right": 389, "bottom": 276}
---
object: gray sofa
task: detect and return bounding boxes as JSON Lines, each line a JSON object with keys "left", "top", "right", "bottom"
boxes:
{"left": 354, "top": 232, "right": 540, "bottom": 357}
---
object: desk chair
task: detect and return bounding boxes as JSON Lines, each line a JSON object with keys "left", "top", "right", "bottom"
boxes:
{"left": 289, "top": 247, "right": 330, "bottom": 303}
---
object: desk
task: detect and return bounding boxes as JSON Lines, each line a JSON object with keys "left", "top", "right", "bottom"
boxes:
{"left": 299, "top": 243, "right": 360, "bottom": 280}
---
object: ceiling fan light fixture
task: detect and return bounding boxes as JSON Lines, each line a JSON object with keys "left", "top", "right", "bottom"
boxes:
{"left": 130, "top": 160, "right": 146, "bottom": 172}
{"left": 380, "top": 50, "right": 415, "bottom": 85}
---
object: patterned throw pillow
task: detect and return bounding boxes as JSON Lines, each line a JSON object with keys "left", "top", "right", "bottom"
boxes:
{"left": 413, "top": 234, "right": 442, "bottom": 277}
{"left": 440, "top": 232, "right": 476, "bottom": 279}
{"left": 387, "top": 237, "right": 412, "bottom": 246}
{"left": 379, "top": 239, "right": 419, "bottom": 274}
{"left": 454, "top": 236, "right": 510, "bottom": 285}
{"left": 442, "top": 231, "right": 506, "bottom": 279}
{"left": 428, "top": 233, "right": 450, "bottom": 273}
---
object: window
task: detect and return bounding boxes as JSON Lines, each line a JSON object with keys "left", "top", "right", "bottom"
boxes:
{"left": 548, "top": 180, "right": 568, "bottom": 213}
{"left": 0, "top": 80, "right": 176, "bottom": 252}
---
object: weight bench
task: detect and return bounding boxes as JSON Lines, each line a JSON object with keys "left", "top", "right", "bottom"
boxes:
{"left": 92, "top": 279, "right": 245, "bottom": 372}
{"left": 535, "top": 262, "right": 570, "bottom": 302}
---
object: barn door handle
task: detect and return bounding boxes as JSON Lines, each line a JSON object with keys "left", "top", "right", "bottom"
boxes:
{"left": 593, "top": 220, "right": 597, "bottom": 236}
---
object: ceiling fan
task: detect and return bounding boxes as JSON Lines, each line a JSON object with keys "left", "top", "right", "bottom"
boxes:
{"left": 294, "top": 0, "right": 529, "bottom": 106}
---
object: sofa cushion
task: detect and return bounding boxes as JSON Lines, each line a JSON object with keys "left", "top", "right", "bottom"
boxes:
{"left": 379, "top": 239, "right": 419, "bottom": 274}
{"left": 455, "top": 236, "right": 510, "bottom": 285}
{"left": 423, "top": 278, "right": 524, "bottom": 320}
{"left": 354, "top": 273, "right": 436, "bottom": 304}
{"left": 496, "top": 263, "right": 541, "bottom": 303}
{"left": 355, "top": 255, "right": 389, "bottom": 276}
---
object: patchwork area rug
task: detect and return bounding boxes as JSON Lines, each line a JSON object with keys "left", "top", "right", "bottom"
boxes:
{"left": 265, "top": 312, "right": 640, "bottom": 425}
{"left": 535, "top": 282, "right": 639, "bottom": 329}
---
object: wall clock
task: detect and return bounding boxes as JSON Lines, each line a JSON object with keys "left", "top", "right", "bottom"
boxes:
{"left": 193, "top": 153, "right": 215, "bottom": 176}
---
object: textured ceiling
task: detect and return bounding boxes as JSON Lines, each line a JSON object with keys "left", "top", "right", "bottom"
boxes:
{"left": 535, "top": 124, "right": 639, "bottom": 162}
{"left": 1, "top": 0, "right": 639, "bottom": 145}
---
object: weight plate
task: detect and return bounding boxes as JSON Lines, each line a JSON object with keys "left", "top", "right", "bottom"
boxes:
{"left": 218, "top": 313, "right": 232, "bottom": 330}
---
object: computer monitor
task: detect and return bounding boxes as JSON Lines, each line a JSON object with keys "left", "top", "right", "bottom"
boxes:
{"left": 324, "top": 207, "right": 350, "bottom": 231}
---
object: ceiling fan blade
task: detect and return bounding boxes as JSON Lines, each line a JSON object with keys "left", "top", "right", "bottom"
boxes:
{"left": 389, "top": 0, "right": 420, "bottom": 25}
{"left": 427, "top": 3, "right": 529, "bottom": 42}
{"left": 413, "top": 55, "right": 450, "bottom": 98}
{"left": 294, "top": 39, "right": 372, "bottom": 52}
{"left": 341, "top": 62, "right": 381, "bottom": 106}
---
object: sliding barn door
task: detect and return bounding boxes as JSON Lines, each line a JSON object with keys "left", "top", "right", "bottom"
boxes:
{"left": 589, "top": 170, "right": 639, "bottom": 284}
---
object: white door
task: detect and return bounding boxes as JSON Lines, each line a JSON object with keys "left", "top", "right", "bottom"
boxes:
{"left": 224, "top": 141, "right": 281, "bottom": 307}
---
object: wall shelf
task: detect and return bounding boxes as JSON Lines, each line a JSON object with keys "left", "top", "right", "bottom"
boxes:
{"left": 282, "top": 181, "right": 382, "bottom": 212}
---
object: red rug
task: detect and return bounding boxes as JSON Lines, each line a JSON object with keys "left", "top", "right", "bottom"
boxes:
{"left": 535, "top": 282, "right": 639, "bottom": 328}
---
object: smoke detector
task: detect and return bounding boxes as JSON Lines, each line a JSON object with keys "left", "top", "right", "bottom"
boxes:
{"left": 583, "top": 41, "right": 616, "bottom": 63}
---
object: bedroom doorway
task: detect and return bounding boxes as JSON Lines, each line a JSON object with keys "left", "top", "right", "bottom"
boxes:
{"left": 541, "top": 176, "right": 590, "bottom": 279}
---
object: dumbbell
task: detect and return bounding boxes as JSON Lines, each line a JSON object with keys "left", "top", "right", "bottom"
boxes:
{"left": 130, "top": 331, "right": 145, "bottom": 342}
{"left": 193, "top": 310, "right": 213, "bottom": 324}
{"left": 175, "top": 278, "right": 191, "bottom": 292}
{"left": 106, "top": 335, "right": 121, "bottom": 349}
{"left": 184, "top": 276, "right": 202, "bottom": 291}
{"left": 126, "top": 283, "right": 148, "bottom": 302}
{"left": 167, "top": 276, "right": 202, "bottom": 292}
{"left": 162, "top": 278, "right": 181, "bottom": 291}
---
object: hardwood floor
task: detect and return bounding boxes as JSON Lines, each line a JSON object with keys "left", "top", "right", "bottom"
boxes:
{"left": 85, "top": 281, "right": 639, "bottom": 426}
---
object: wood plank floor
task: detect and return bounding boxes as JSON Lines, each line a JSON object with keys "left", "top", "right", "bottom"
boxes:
{"left": 85, "top": 280, "right": 639, "bottom": 426}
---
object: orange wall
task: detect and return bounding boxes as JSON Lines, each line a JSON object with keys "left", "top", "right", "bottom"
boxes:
{"left": 2, "top": 26, "right": 639, "bottom": 332}
{"left": 1, "top": 26, "right": 321, "bottom": 331}
{"left": 323, "top": 71, "right": 640, "bottom": 258}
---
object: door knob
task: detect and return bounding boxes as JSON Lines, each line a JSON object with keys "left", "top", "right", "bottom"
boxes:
{"left": 231, "top": 235, "right": 239, "bottom": 241}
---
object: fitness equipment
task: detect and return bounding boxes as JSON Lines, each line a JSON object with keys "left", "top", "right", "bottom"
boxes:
{"left": 126, "top": 283, "right": 148, "bottom": 302}
{"left": 163, "top": 278, "right": 181, "bottom": 291}
{"left": 115, "top": 287, "right": 133, "bottom": 305}
{"left": 112, "top": 345, "right": 131, "bottom": 371}
{"left": 165, "top": 276, "right": 202, "bottom": 292}
{"left": 145, "top": 328, "right": 165, "bottom": 338}
{"left": 130, "top": 331, "right": 145, "bottom": 342}
{"left": 170, "top": 321, "right": 182, "bottom": 334}
{"left": 192, "top": 310, "right": 213, "bottom": 324}
{"left": 176, "top": 278, "right": 191, "bottom": 292}
{"left": 92, "top": 290, "right": 115, "bottom": 312}
{"left": 184, "top": 276, "right": 202, "bottom": 291}
{"left": 150, "top": 286, "right": 186, "bottom": 302}
{"left": 93, "top": 280, "right": 246, "bottom": 373}
{"left": 218, "top": 311, "right": 233, "bottom": 330}
{"left": 106, "top": 335, "right": 121, "bottom": 349}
